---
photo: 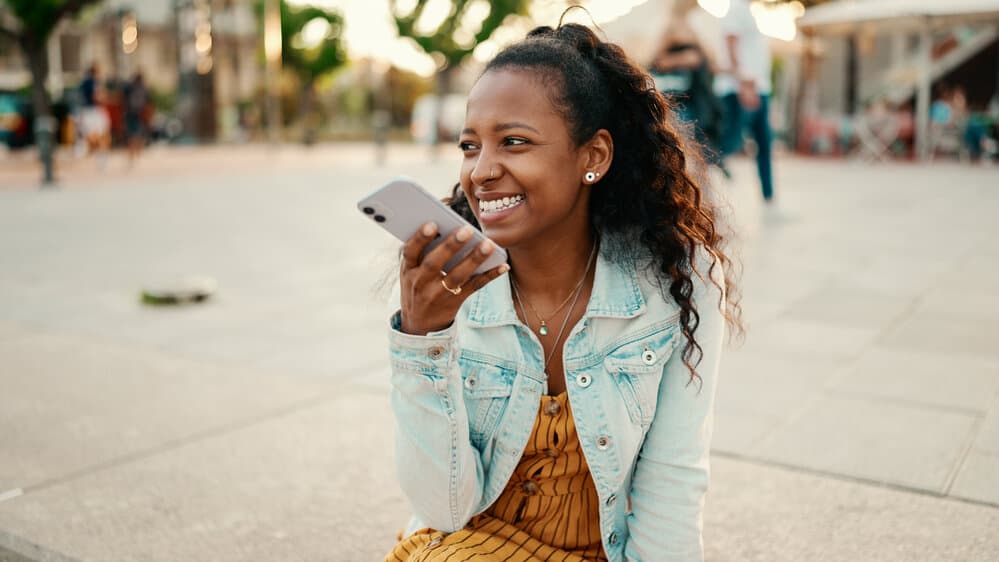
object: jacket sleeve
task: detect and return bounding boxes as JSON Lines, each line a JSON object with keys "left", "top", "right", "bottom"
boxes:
{"left": 386, "top": 295, "right": 485, "bottom": 533}
{"left": 624, "top": 262, "right": 725, "bottom": 561}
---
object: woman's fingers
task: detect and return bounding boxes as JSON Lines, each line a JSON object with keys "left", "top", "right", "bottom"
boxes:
{"left": 401, "top": 222, "right": 439, "bottom": 269}
{"left": 460, "top": 264, "right": 512, "bottom": 295}
{"left": 441, "top": 238, "right": 501, "bottom": 289}
{"left": 420, "top": 225, "right": 476, "bottom": 276}
{"left": 398, "top": 225, "right": 509, "bottom": 335}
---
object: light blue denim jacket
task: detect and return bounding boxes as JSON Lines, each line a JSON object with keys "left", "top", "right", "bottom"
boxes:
{"left": 387, "top": 242, "right": 724, "bottom": 561}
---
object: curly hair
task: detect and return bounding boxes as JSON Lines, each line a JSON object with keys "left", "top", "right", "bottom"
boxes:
{"left": 444, "top": 23, "right": 742, "bottom": 385}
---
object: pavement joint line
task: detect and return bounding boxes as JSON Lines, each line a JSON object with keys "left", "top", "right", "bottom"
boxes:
{"left": 742, "top": 286, "right": 939, "bottom": 454}
{"left": 0, "top": 489, "right": 23, "bottom": 504}
{"left": 942, "top": 413, "right": 988, "bottom": 496}
{"left": 740, "top": 348, "right": 867, "bottom": 453}
{"left": 16, "top": 391, "right": 350, "bottom": 498}
{"left": 0, "top": 527, "right": 81, "bottom": 562}
{"left": 710, "top": 450, "right": 999, "bottom": 510}
{"left": 822, "top": 388, "right": 990, "bottom": 417}
{"left": 743, "top": 281, "right": 990, "bottom": 464}
{"left": 0, "top": 322, "right": 388, "bottom": 392}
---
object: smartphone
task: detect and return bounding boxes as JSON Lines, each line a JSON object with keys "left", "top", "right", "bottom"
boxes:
{"left": 357, "top": 178, "right": 508, "bottom": 276}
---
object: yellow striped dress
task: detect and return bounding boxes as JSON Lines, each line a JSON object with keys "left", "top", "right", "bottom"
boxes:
{"left": 385, "top": 391, "right": 608, "bottom": 561}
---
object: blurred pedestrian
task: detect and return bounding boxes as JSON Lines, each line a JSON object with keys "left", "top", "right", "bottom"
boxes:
{"left": 716, "top": 0, "right": 776, "bottom": 206}
{"left": 649, "top": 0, "right": 725, "bottom": 170}
{"left": 78, "top": 64, "right": 111, "bottom": 163}
{"left": 124, "top": 72, "right": 150, "bottom": 165}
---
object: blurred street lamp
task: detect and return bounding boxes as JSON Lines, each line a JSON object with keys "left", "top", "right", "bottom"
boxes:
{"left": 122, "top": 12, "right": 138, "bottom": 55}
{"left": 194, "top": 3, "right": 213, "bottom": 75}
{"left": 264, "top": 0, "right": 283, "bottom": 142}
{"left": 174, "top": 0, "right": 216, "bottom": 142}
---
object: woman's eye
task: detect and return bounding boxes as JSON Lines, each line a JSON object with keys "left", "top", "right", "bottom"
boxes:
{"left": 503, "top": 137, "right": 528, "bottom": 147}
{"left": 458, "top": 141, "right": 478, "bottom": 151}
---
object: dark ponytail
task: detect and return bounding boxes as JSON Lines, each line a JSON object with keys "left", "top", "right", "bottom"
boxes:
{"left": 449, "top": 23, "right": 741, "bottom": 383}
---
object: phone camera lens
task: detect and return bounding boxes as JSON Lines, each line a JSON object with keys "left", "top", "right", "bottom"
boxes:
{"left": 374, "top": 215, "right": 386, "bottom": 223}
{"left": 362, "top": 206, "right": 375, "bottom": 215}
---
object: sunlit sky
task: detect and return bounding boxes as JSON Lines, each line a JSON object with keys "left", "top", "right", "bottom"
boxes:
{"left": 288, "top": 1, "right": 804, "bottom": 75}
{"left": 289, "top": 0, "right": 653, "bottom": 76}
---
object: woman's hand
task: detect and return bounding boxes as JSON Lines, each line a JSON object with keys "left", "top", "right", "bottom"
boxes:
{"left": 399, "top": 222, "right": 509, "bottom": 335}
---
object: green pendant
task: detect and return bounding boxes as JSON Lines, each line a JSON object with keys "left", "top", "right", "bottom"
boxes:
{"left": 539, "top": 323, "right": 549, "bottom": 336}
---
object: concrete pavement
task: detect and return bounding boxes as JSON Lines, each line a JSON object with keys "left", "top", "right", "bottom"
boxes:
{"left": 0, "top": 144, "right": 997, "bottom": 560}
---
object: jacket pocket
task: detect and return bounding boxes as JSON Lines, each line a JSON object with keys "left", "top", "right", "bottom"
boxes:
{"left": 459, "top": 358, "right": 514, "bottom": 448}
{"left": 603, "top": 327, "right": 677, "bottom": 427}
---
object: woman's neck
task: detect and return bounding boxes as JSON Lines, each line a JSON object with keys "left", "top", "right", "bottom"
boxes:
{"left": 507, "top": 230, "right": 596, "bottom": 304}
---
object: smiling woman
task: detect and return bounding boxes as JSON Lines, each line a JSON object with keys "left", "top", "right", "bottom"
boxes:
{"left": 382, "top": 18, "right": 740, "bottom": 562}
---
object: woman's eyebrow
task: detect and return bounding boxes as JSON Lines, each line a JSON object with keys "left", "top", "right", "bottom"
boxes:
{"left": 495, "top": 122, "right": 540, "bottom": 134}
{"left": 461, "top": 122, "right": 541, "bottom": 135}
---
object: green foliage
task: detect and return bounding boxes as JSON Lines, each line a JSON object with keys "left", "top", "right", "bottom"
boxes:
{"left": 255, "top": 0, "right": 348, "bottom": 85}
{"left": 390, "top": 0, "right": 530, "bottom": 70}
{"left": 0, "top": 0, "right": 101, "bottom": 45}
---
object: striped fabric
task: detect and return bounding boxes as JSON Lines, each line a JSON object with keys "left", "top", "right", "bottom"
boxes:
{"left": 386, "top": 392, "right": 608, "bottom": 561}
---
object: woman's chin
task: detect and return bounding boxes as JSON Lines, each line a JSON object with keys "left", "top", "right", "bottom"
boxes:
{"left": 480, "top": 226, "right": 520, "bottom": 250}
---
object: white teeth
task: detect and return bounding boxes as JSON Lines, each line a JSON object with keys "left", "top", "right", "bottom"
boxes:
{"left": 478, "top": 195, "right": 524, "bottom": 213}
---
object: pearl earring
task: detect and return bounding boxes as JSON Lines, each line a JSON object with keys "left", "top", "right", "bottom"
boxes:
{"left": 584, "top": 171, "right": 598, "bottom": 182}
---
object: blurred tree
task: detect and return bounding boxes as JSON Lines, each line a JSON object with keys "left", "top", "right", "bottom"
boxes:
{"left": 255, "top": 0, "right": 347, "bottom": 144}
{"left": 385, "top": 65, "right": 432, "bottom": 128}
{"left": 391, "top": 0, "right": 530, "bottom": 145}
{"left": 0, "top": 0, "right": 101, "bottom": 184}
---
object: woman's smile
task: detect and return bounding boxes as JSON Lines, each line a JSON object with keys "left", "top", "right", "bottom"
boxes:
{"left": 477, "top": 194, "right": 526, "bottom": 224}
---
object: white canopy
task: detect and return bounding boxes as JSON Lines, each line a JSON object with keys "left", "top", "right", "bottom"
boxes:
{"left": 799, "top": 0, "right": 999, "bottom": 35}
{"left": 799, "top": 0, "right": 999, "bottom": 160}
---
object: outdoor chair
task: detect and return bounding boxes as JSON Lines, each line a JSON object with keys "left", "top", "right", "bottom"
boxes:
{"left": 852, "top": 110, "right": 900, "bottom": 162}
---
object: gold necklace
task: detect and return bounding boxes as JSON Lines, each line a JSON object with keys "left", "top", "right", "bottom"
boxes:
{"left": 510, "top": 243, "right": 597, "bottom": 337}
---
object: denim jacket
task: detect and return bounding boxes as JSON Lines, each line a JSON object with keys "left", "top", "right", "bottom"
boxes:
{"left": 387, "top": 243, "right": 725, "bottom": 562}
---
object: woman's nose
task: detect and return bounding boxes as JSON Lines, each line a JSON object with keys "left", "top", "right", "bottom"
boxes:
{"left": 470, "top": 157, "right": 498, "bottom": 185}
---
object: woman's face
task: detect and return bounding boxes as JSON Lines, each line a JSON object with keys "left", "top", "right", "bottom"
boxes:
{"left": 458, "top": 68, "right": 591, "bottom": 250}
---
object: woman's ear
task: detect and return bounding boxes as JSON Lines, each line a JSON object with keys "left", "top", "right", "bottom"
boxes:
{"left": 582, "top": 129, "right": 614, "bottom": 183}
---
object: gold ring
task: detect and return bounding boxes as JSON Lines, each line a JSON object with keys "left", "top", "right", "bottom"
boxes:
{"left": 441, "top": 278, "right": 462, "bottom": 296}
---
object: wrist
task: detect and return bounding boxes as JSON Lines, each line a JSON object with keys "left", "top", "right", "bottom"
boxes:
{"left": 401, "top": 315, "right": 453, "bottom": 336}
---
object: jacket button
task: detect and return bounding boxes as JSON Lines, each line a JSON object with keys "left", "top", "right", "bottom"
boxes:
{"left": 642, "top": 347, "right": 657, "bottom": 365}
{"left": 608, "top": 531, "right": 619, "bottom": 545}
{"left": 576, "top": 373, "right": 592, "bottom": 388}
{"left": 427, "top": 346, "right": 445, "bottom": 360}
{"left": 543, "top": 400, "right": 561, "bottom": 416}
{"left": 464, "top": 376, "right": 477, "bottom": 389}
{"left": 596, "top": 435, "right": 612, "bottom": 450}
{"left": 605, "top": 494, "right": 617, "bottom": 506}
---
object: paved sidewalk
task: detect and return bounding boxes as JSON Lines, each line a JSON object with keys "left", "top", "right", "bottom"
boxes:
{"left": 0, "top": 144, "right": 997, "bottom": 560}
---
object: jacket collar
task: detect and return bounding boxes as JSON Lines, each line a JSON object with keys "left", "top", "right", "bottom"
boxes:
{"left": 465, "top": 240, "right": 647, "bottom": 328}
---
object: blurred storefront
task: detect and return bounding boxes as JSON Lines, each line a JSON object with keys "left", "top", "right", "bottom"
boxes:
{"left": 794, "top": 0, "right": 999, "bottom": 160}
{"left": 0, "top": 0, "right": 261, "bottom": 144}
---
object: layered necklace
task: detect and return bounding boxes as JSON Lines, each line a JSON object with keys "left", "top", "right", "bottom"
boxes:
{"left": 511, "top": 243, "right": 598, "bottom": 373}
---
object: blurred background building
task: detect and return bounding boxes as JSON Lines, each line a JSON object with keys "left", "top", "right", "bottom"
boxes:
{"left": 0, "top": 0, "right": 997, "bottom": 161}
